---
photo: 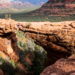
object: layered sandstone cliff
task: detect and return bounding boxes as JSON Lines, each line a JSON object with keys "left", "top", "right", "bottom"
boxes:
{"left": 32, "top": 0, "right": 75, "bottom": 16}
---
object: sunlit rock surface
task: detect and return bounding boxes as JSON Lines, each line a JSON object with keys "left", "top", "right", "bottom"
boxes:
{"left": 34, "top": 0, "right": 75, "bottom": 16}
{"left": 41, "top": 58, "right": 75, "bottom": 75}
{"left": 0, "top": 19, "right": 75, "bottom": 75}
{"left": 0, "top": 19, "right": 74, "bottom": 53}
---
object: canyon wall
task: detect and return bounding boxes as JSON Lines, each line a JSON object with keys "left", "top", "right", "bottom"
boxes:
{"left": 34, "top": 0, "right": 75, "bottom": 16}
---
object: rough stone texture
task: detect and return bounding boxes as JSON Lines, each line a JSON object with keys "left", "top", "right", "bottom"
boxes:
{"left": 40, "top": 58, "right": 75, "bottom": 75}
{"left": 0, "top": 37, "right": 19, "bottom": 62}
{"left": 0, "top": 19, "right": 75, "bottom": 52}
{"left": 0, "top": 19, "right": 75, "bottom": 74}
{"left": 0, "top": 69, "right": 4, "bottom": 75}
{"left": 33, "top": 0, "right": 75, "bottom": 16}
{"left": 0, "top": 19, "right": 75, "bottom": 65}
{"left": 0, "top": 30, "right": 47, "bottom": 75}
{"left": 49, "top": 0, "right": 75, "bottom": 2}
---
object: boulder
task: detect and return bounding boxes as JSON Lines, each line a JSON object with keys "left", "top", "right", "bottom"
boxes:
{"left": 41, "top": 58, "right": 75, "bottom": 75}
{"left": 0, "top": 69, "right": 4, "bottom": 75}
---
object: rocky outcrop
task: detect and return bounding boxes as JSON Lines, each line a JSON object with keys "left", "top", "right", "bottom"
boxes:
{"left": 0, "top": 30, "right": 47, "bottom": 75}
{"left": 0, "top": 69, "right": 4, "bottom": 75}
{"left": 0, "top": 19, "right": 75, "bottom": 74}
{"left": 0, "top": 19, "right": 75, "bottom": 51}
{"left": 49, "top": 0, "right": 75, "bottom": 2}
{"left": 0, "top": 37, "right": 19, "bottom": 62}
{"left": 0, "top": 19, "right": 75, "bottom": 65}
{"left": 32, "top": 0, "right": 75, "bottom": 16}
{"left": 41, "top": 58, "right": 75, "bottom": 75}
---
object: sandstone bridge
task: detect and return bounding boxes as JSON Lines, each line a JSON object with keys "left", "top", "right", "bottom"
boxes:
{"left": 0, "top": 19, "right": 75, "bottom": 65}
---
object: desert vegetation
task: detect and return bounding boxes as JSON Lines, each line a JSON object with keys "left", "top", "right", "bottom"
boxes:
{"left": 0, "top": 30, "right": 47, "bottom": 75}
{"left": 0, "top": 13, "right": 75, "bottom": 22}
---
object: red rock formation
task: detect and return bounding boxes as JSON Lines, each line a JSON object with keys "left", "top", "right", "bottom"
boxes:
{"left": 65, "top": 0, "right": 75, "bottom": 2}
{"left": 0, "top": 36, "right": 19, "bottom": 62}
{"left": 41, "top": 58, "right": 75, "bottom": 75}
{"left": 0, "top": 19, "right": 75, "bottom": 65}
{"left": 0, "top": 69, "right": 4, "bottom": 75}
{"left": 49, "top": 0, "right": 75, "bottom": 2}
{"left": 47, "top": 0, "right": 75, "bottom": 8}
{"left": 34, "top": 0, "right": 75, "bottom": 16}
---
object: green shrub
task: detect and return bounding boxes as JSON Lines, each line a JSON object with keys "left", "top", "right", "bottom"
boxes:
{"left": 16, "top": 30, "right": 47, "bottom": 75}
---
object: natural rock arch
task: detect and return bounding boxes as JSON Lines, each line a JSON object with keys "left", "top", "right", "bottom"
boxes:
{"left": 0, "top": 19, "right": 74, "bottom": 65}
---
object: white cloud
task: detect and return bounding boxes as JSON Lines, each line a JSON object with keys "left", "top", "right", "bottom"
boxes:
{"left": 0, "top": 0, "right": 11, "bottom": 3}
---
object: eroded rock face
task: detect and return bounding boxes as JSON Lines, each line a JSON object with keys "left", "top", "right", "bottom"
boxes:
{"left": 0, "top": 69, "right": 4, "bottom": 75}
{"left": 0, "top": 19, "right": 75, "bottom": 65}
{"left": 49, "top": 0, "right": 75, "bottom": 2}
{"left": 0, "top": 19, "right": 75, "bottom": 51}
{"left": 41, "top": 58, "right": 75, "bottom": 75}
{"left": 0, "top": 19, "right": 75, "bottom": 74}
{"left": 0, "top": 30, "right": 47, "bottom": 75}
{"left": 0, "top": 37, "right": 19, "bottom": 62}
{"left": 35, "top": 0, "right": 75, "bottom": 16}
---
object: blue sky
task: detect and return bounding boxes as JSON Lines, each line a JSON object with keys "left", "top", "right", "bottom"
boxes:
{"left": 12, "top": 0, "right": 48, "bottom": 4}
{"left": 0, "top": 0, "right": 48, "bottom": 13}
{"left": 0, "top": 0, "right": 48, "bottom": 5}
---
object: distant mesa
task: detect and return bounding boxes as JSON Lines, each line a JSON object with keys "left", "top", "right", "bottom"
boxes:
{"left": 29, "top": 0, "right": 75, "bottom": 16}
{"left": 48, "top": 0, "right": 75, "bottom": 2}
